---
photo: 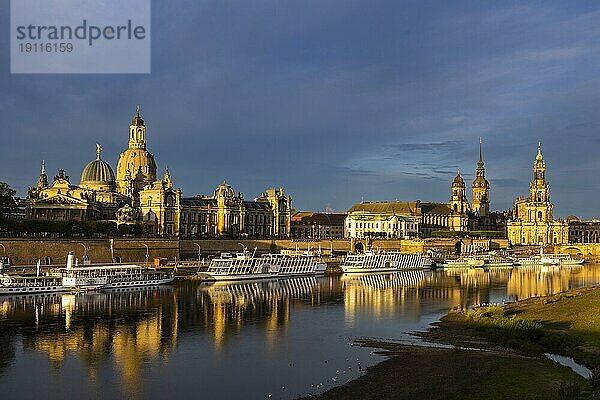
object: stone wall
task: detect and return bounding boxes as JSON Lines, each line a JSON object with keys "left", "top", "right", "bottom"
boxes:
{"left": 0, "top": 237, "right": 512, "bottom": 266}
{"left": 0, "top": 238, "right": 179, "bottom": 266}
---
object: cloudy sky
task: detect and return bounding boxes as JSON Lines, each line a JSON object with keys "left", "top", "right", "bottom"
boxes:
{"left": 2, "top": 1, "right": 600, "bottom": 218}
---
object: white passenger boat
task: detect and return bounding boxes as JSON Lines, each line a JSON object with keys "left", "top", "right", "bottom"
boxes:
{"left": 340, "top": 251, "right": 431, "bottom": 273}
{"left": 483, "top": 255, "right": 517, "bottom": 267}
{"left": 61, "top": 253, "right": 174, "bottom": 291}
{"left": 517, "top": 248, "right": 584, "bottom": 267}
{"left": 0, "top": 274, "right": 65, "bottom": 295}
{"left": 444, "top": 254, "right": 516, "bottom": 268}
{"left": 198, "top": 250, "right": 327, "bottom": 281}
{"left": 0, "top": 253, "right": 174, "bottom": 295}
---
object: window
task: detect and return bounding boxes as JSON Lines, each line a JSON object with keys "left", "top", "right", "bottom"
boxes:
{"left": 147, "top": 198, "right": 152, "bottom": 207}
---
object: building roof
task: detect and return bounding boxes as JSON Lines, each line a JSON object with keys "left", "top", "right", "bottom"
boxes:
{"left": 292, "top": 211, "right": 347, "bottom": 225}
{"left": 347, "top": 201, "right": 419, "bottom": 215}
{"left": 420, "top": 202, "right": 451, "bottom": 215}
{"left": 243, "top": 201, "right": 271, "bottom": 210}
{"left": 181, "top": 197, "right": 217, "bottom": 207}
{"left": 80, "top": 145, "right": 115, "bottom": 189}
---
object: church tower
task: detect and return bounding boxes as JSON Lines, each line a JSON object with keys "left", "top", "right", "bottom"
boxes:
{"left": 528, "top": 142, "right": 552, "bottom": 222}
{"left": 37, "top": 160, "right": 48, "bottom": 188}
{"left": 471, "top": 138, "right": 490, "bottom": 218}
{"left": 116, "top": 106, "right": 157, "bottom": 201}
{"left": 507, "top": 142, "right": 567, "bottom": 245}
{"left": 449, "top": 171, "right": 469, "bottom": 231}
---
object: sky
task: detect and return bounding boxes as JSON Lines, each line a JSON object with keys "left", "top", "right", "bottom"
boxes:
{"left": 1, "top": 1, "right": 600, "bottom": 218}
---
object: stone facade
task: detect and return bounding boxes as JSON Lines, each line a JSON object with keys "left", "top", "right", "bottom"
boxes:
{"left": 291, "top": 211, "right": 346, "bottom": 239}
{"left": 115, "top": 107, "right": 157, "bottom": 200}
{"left": 567, "top": 217, "right": 600, "bottom": 244}
{"left": 25, "top": 107, "right": 292, "bottom": 238}
{"left": 507, "top": 143, "right": 569, "bottom": 245}
{"left": 344, "top": 202, "right": 421, "bottom": 239}
{"left": 177, "top": 183, "right": 291, "bottom": 238}
{"left": 343, "top": 139, "right": 505, "bottom": 238}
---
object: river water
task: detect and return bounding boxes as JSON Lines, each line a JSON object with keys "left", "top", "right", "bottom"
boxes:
{"left": 1, "top": 264, "right": 599, "bottom": 399}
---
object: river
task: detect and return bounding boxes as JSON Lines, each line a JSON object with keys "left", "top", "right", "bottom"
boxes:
{"left": 1, "top": 264, "right": 599, "bottom": 399}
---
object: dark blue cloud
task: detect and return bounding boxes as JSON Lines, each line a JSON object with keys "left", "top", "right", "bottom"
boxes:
{"left": 1, "top": 1, "right": 600, "bottom": 218}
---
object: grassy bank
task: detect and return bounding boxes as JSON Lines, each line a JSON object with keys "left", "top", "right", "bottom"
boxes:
{"left": 302, "top": 287, "right": 600, "bottom": 400}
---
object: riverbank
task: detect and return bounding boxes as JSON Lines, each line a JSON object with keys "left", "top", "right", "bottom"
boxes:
{"left": 302, "top": 287, "right": 600, "bottom": 400}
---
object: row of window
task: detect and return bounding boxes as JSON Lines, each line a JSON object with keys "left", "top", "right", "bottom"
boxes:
{"left": 347, "top": 221, "right": 418, "bottom": 231}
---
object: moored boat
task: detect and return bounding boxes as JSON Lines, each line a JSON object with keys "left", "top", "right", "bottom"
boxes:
{"left": 516, "top": 248, "right": 584, "bottom": 267}
{"left": 0, "top": 274, "right": 65, "bottom": 295}
{"left": 340, "top": 251, "right": 431, "bottom": 273}
{"left": 61, "top": 253, "right": 174, "bottom": 291}
{"left": 198, "top": 250, "right": 327, "bottom": 281}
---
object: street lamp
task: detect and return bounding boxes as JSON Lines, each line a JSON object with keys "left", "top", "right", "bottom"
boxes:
{"left": 142, "top": 243, "right": 149, "bottom": 266}
{"left": 77, "top": 242, "right": 88, "bottom": 257}
{"left": 193, "top": 242, "right": 201, "bottom": 261}
{"left": 238, "top": 242, "right": 246, "bottom": 253}
{"left": 0, "top": 244, "right": 5, "bottom": 255}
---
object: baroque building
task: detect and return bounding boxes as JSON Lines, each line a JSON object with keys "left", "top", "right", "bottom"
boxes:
{"left": 344, "top": 202, "right": 420, "bottom": 239}
{"left": 177, "top": 183, "right": 292, "bottom": 238}
{"left": 507, "top": 143, "right": 568, "bottom": 245}
{"left": 344, "top": 138, "right": 505, "bottom": 238}
{"left": 115, "top": 106, "right": 157, "bottom": 201}
{"left": 25, "top": 107, "right": 292, "bottom": 238}
{"left": 291, "top": 211, "right": 347, "bottom": 239}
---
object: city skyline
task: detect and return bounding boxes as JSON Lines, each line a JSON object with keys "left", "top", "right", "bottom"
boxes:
{"left": 2, "top": 1, "right": 600, "bottom": 217}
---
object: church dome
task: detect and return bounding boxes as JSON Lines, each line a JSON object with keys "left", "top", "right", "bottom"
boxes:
{"left": 80, "top": 144, "right": 116, "bottom": 191}
{"left": 214, "top": 181, "right": 235, "bottom": 198}
{"left": 452, "top": 172, "right": 465, "bottom": 187}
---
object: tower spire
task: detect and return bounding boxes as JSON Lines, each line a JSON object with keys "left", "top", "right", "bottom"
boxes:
{"left": 41, "top": 160, "right": 45, "bottom": 175}
{"left": 479, "top": 137, "right": 483, "bottom": 162}
{"left": 96, "top": 143, "right": 102, "bottom": 160}
{"left": 136, "top": 104, "right": 141, "bottom": 117}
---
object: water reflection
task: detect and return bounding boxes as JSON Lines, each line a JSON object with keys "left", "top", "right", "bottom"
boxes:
{"left": 0, "top": 264, "right": 599, "bottom": 399}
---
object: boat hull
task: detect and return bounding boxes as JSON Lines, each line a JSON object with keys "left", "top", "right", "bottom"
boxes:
{"left": 199, "top": 270, "right": 325, "bottom": 282}
{"left": 0, "top": 284, "right": 66, "bottom": 295}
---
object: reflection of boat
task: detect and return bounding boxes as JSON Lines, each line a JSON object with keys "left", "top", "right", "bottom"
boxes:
{"left": 200, "top": 276, "right": 322, "bottom": 303}
{"left": 340, "top": 270, "right": 429, "bottom": 290}
{"left": 61, "top": 253, "right": 174, "bottom": 290}
{"left": 198, "top": 251, "right": 327, "bottom": 281}
{"left": 340, "top": 251, "right": 431, "bottom": 273}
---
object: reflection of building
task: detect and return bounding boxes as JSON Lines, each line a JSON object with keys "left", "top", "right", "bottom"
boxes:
{"left": 0, "top": 287, "right": 178, "bottom": 399}
{"left": 291, "top": 211, "right": 347, "bottom": 239}
{"left": 25, "top": 107, "right": 293, "bottom": 237}
{"left": 506, "top": 266, "right": 577, "bottom": 300}
{"left": 507, "top": 143, "right": 568, "bottom": 245}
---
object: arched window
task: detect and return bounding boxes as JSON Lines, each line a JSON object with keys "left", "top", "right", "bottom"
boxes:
{"left": 147, "top": 198, "right": 152, "bottom": 207}
{"left": 538, "top": 211, "right": 543, "bottom": 220}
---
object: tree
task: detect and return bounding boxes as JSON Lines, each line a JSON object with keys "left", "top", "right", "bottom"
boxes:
{"left": 0, "top": 182, "right": 16, "bottom": 217}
